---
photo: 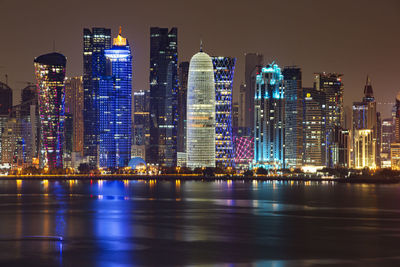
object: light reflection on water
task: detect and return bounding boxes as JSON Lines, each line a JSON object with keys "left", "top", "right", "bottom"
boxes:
{"left": 0, "top": 179, "right": 399, "bottom": 265}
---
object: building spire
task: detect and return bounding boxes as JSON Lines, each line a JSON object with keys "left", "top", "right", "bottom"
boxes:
{"left": 113, "top": 26, "right": 127, "bottom": 46}
{"left": 200, "top": 39, "right": 203, "bottom": 52}
{"left": 119, "top": 26, "right": 122, "bottom": 36}
{"left": 363, "top": 74, "right": 374, "bottom": 101}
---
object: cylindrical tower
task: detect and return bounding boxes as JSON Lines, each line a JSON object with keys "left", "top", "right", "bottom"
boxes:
{"left": 34, "top": 52, "right": 66, "bottom": 169}
{"left": 186, "top": 49, "right": 215, "bottom": 168}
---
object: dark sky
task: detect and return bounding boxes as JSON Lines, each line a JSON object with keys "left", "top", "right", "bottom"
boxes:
{"left": 1, "top": 0, "right": 399, "bottom": 117}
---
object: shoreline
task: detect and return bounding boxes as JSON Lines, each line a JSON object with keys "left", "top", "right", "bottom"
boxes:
{"left": 1, "top": 175, "right": 399, "bottom": 184}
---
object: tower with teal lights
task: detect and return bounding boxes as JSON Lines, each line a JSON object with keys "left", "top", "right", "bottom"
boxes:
{"left": 253, "top": 63, "right": 285, "bottom": 169}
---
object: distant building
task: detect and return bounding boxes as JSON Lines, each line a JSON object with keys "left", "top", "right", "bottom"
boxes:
{"left": 283, "top": 67, "right": 303, "bottom": 169}
{"left": 99, "top": 28, "right": 132, "bottom": 168}
{"left": 132, "top": 90, "right": 150, "bottom": 160}
{"left": 302, "top": 87, "right": 326, "bottom": 167}
{"left": 314, "top": 73, "right": 344, "bottom": 167}
{"left": 177, "top": 61, "right": 189, "bottom": 154}
{"left": 148, "top": 27, "right": 178, "bottom": 167}
{"left": 212, "top": 56, "right": 236, "bottom": 167}
{"left": 83, "top": 27, "right": 111, "bottom": 166}
{"left": 253, "top": 63, "right": 285, "bottom": 169}
{"left": 34, "top": 52, "right": 66, "bottom": 169}
{"left": 187, "top": 46, "right": 216, "bottom": 168}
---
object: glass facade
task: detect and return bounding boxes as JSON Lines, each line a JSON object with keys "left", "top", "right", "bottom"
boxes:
{"left": 83, "top": 27, "right": 111, "bottom": 166}
{"left": 99, "top": 29, "right": 132, "bottom": 168}
{"left": 283, "top": 67, "right": 303, "bottom": 169}
{"left": 34, "top": 52, "right": 66, "bottom": 169}
{"left": 253, "top": 63, "right": 285, "bottom": 169}
{"left": 187, "top": 51, "right": 216, "bottom": 168}
{"left": 314, "top": 73, "right": 344, "bottom": 167}
{"left": 302, "top": 87, "right": 326, "bottom": 166}
{"left": 148, "top": 27, "right": 178, "bottom": 167}
{"left": 212, "top": 57, "right": 236, "bottom": 167}
{"left": 177, "top": 61, "right": 189, "bottom": 154}
{"left": 132, "top": 90, "right": 150, "bottom": 160}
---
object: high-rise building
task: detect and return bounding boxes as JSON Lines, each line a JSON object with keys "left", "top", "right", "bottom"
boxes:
{"left": 283, "top": 67, "right": 303, "bottom": 169}
{"left": 34, "top": 52, "right": 67, "bottom": 169}
{"left": 253, "top": 63, "right": 285, "bottom": 169}
{"left": 239, "top": 53, "right": 263, "bottom": 131}
{"left": 381, "top": 118, "right": 395, "bottom": 167}
{"left": 395, "top": 93, "right": 400, "bottom": 142}
{"left": 19, "top": 84, "right": 39, "bottom": 166}
{"left": 302, "top": 87, "right": 326, "bottom": 166}
{"left": 314, "top": 73, "right": 343, "bottom": 167}
{"left": 65, "top": 77, "right": 84, "bottom": 155}
{"left": 148, "top": 27, "right": 178, "bottom": 167}
{"left": 391, "top": 143, "right": 400, "bottom": 170}
{"left": 83, "top": 27, "right": 111, "bottom": 166}
{"left": 132, "top": 90, "right": 150, "bottom": 160}
{"left": 354, "top": 129, "right": 376, "bottom": 169}
{"left": 187, "top": 46, "right": 215, "bottom": 168}
{"left": 0, "top": 82, "right": 12, "bottom": 115}
{"left": 177, "top": 61, "right": 189, "bottom": 154}
{"left": 99, "top": 28, "right": 132, "bottom": 168}
{"left": 352, "top": 76, "right": 377, "bottom": 169}
{"left": 212, "top": 57, "right": 236, "bottom": 167}
{"left": 0, "top": 82, "right": 13, "bottom": 163}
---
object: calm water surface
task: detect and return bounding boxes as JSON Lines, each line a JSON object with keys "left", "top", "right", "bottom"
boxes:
{"left": 0, "top": 179, "right": 400, "bottom": 266}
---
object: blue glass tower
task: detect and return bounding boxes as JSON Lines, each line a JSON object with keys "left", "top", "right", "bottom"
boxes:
{"left": 99, "top": 28, "right": 132, "bottom": 168}
{"left": 212, "top": 57, "right": 236, "bottom": 167}
{"left": 253, "top": 63, "right": 285, "bottom": 169}
{"left": 83, "top": 27, "right": 111, "bottom": 166}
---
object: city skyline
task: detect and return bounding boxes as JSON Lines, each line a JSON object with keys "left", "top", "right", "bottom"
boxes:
{"left": 1, "top": 0, "right": 399, "bottom": 118}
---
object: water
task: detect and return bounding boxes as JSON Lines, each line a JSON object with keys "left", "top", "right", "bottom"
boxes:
{"left": 0, "top": 179, "right": 400, "bottom": 266}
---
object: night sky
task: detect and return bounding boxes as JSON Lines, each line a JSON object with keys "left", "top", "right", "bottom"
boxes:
{"left": 1, "top": 0, "right": 399, "bottom": 117}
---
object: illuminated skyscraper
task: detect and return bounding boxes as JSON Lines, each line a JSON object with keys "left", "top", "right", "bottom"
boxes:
{"left": 148, "top": 27, "right": 178, "bottom": 167}
{"left": 34, "top": 52, "right": 66, "bottom": 169}
{"left": 314, "top": 73, "right": 343, "bottom": 167}
{"left": 283, "top": 67, "right": 303, "bottom": 168}
{"left": 99, "top": 28, "right": 132, "bottom": 168}
{"left": 187, "top": 46, "right": 215, "bottom": 168}
{"left": 352, "top": 76, "right": 377, "bottom": 168}
{"left": 212, "top": 56, "right": 236, "bottom": 167}
{"left": 83, "top": 27, "right": 111, "bottom": 166}
{"left": 253, "top": 63, "right": 285, "bottom": 169}
{"left": 302, "top": 87, "right": 326, "bottom": 166}
{"left": 132, "top": 90, "right": 150, "bottom": 160}
{"left": 381, "top": 118, "right": 395, "bottom": 167}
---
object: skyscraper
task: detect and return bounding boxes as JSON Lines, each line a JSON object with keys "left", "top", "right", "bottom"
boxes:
{"left": 65, "top": 77, "right": 84, "bottom": 155}
{"left": 283, "top": 67, "right": 303, "bottom": 169}
{"left": 148, "top": 27, "right": 178, "bottom": 167}
{"left": 253, "top": 63, "right": 285, "bottom": 169}
{"left": 0, "top": 82, "right": 13, "bottom": 162}
{"left": 34, "top": 52, "right": 67, "bottom": 169}
{"left": 132, "top": 90, "right": 150, "bottom": 160}
{"left": 187, "top": 46, "right": 215, "bottom": 168}
{"left": 302, "top": 87, "right": 326, "bottom": 166}
{"left": 352, "top": 76, "right": 377, "bottom": 169}
{"left": 99, "top": 28, "right": 132, "bottom": 168}
{"left": 239, "top": 53, "right": 263, "bottom": 131}
{"left": 381, "top": 118, "right": 395, "bottom": 167}
{"left": 0, "top": 82, "right": 12, "bottom": 115}
{"left": 83, "top": 27, "right": 111, "bottom": 166}
{"left": 212, "top": 56, "right": 236, "bottom": 167}
{"left": 177, "top": 61, "right": 189, "bottom": 154}
{"left": 314, "top": 73, "right": 344, "bottom": 167}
